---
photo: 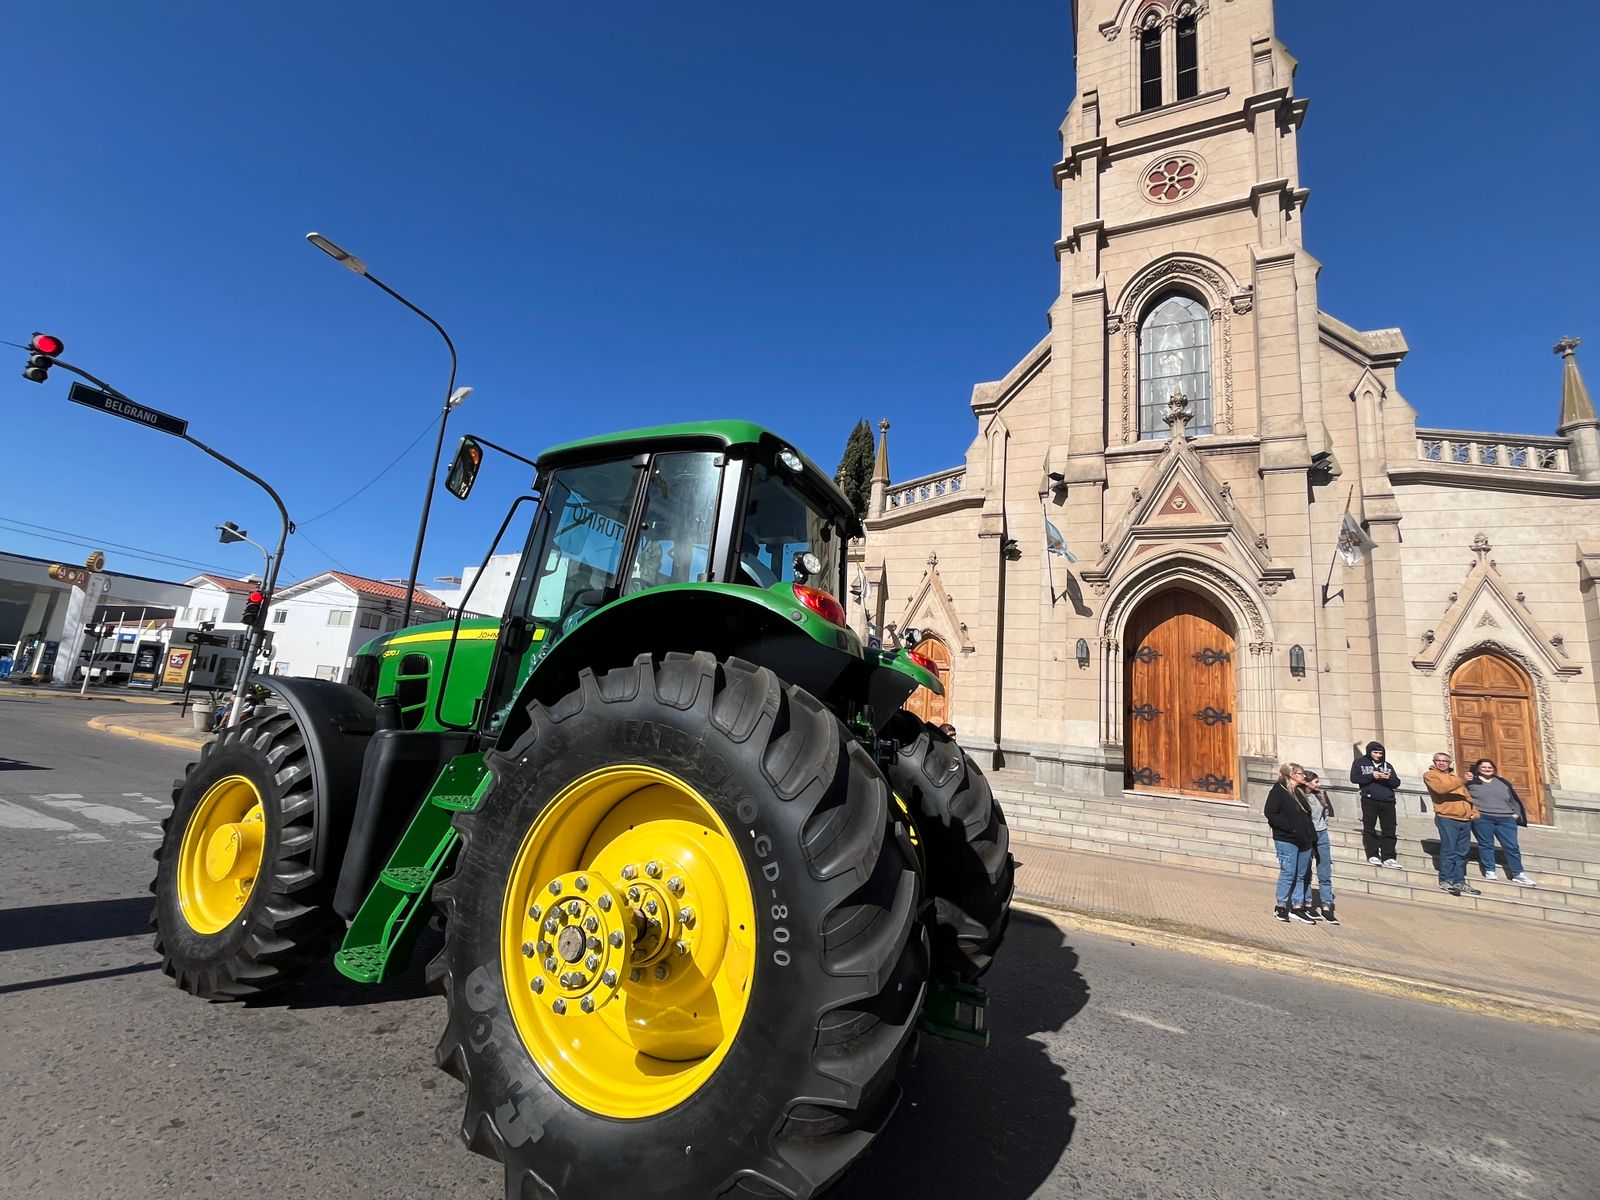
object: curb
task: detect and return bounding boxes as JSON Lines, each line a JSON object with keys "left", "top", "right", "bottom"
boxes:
{"left": 86, "top": 715, "right": 208, "bottom": 752}
{"left": 1016, "top": 896, "right": 1600, "bottom": 1036}
{"left": 2, "top": 685, "right": 178, "bottom": 706}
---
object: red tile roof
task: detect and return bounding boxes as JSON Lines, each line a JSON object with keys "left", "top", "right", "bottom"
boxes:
{"left": 189, "top": 574, "right": 260, "bottom": 595}
{"left": 276, "top": 570, "right": 447, "bottom": 609}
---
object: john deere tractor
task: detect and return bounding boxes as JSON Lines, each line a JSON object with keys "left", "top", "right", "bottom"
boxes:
{"left": 150, "top": 420, "right": 1014, "bottom": 1199}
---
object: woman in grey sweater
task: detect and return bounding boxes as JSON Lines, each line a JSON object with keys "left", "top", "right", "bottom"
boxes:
{"left": 1467, "top": 759, "right": 1537, "bottom": 887}
{"left": 1301, "top": 771, "right": 1339, "bottom": 925}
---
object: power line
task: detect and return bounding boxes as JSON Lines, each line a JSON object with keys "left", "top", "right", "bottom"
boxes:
{"left": 291, "top": 527, "right": 349, "bottom": 572}
{"left": 299, "top": 413, "right": 440, "bottom": 525}
{"left": 0, "top": 517, "right": 238, "bottom": 577}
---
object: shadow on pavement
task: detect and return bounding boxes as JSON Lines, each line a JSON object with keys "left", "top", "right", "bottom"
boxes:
{"left": 0, "top": 961, "right": 160, "bottom": 995}
{"left": 0, "top": 896, "right": 152, "bottom": 953}
{"left": 0, "top": 756, "right": 49, "bottom": 771}
{"left": 837, "top": 911, "right": 1087, "bottom": 1199}
{"left": 249, "top": 924, "right": 444, "bottom": 1010}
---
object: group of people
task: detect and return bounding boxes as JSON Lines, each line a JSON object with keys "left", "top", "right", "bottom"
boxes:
{"left": 1264, "top": 742, "right": 1538, "bottom": 924}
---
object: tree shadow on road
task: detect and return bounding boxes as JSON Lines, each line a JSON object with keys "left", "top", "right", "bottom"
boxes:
{"left": 835, "top": 911, "right": 1088, "bottom": 1200}
{"left": 0, "top": 896, "right": 151, "bottom": 953}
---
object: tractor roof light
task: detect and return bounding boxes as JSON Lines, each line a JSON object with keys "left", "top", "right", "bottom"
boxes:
{"left": 792, "top": 583, "right": 846, "bottom": 628}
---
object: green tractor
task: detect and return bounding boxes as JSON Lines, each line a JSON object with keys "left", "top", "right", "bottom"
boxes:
{"left": 150, "top": 420, "right": 1015, "bottom": 1199}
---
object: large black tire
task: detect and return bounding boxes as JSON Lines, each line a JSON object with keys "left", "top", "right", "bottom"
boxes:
{"left": 149, "top": 711, "right": 339, "bottom": 998}
{"left": 882, "top": 712, "right": 1014, "bottom": 982}
{"left": 430, "top": 652, "right": 926, "bottom": 1200}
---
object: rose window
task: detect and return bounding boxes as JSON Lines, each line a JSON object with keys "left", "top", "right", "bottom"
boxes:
{"left": 1145, "top": 157, "right": 1200, "bottom": 202}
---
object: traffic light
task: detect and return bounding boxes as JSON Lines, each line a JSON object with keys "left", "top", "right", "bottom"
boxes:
{"left": 242, "top": 590, "right": 266, "bottom": 627}
{"left": 21, "top": 332, "right": 64, "bottom": 383}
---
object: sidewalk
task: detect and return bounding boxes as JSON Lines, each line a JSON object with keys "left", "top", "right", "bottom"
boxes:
{"left": 1, "top": 681, "right": 179, "bottom": 706}
{"left": 85, "top": 709, "right": 210, "bottom": 751}
{"left": 1018, "top": 841, "right": 1600, "bottom": 1029}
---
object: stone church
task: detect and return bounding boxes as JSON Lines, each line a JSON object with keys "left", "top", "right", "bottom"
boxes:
{"left": 853, "top": 0, "right": 1600, "bottom": 837}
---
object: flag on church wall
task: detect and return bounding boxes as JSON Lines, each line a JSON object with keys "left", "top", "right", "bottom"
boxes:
{"left": 1336, "top": 512, "right": 1378, "bottom": 567}
{"left": 1044, "top": 516, "right": 1078, "bottom": 563}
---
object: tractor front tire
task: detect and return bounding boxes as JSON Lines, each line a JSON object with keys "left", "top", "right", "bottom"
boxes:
{"left": 883, "top": 712, "right": 1014, "bottom": 981}
{"left": 150, "top": 711, "right": 338, "bottom": 999}
{"left": 431, "top": 652, "right": 926, "bottom": 1200}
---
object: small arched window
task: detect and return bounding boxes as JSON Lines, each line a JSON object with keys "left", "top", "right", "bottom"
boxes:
{"left": 1138, "top": 293, "right": 1213, "bottom": 439}
{"left": 1139, "top": 22, "right": 1163, "bottom": 111}
{"left": 1175, "top": 14, "right": 1199, "bottom": 100}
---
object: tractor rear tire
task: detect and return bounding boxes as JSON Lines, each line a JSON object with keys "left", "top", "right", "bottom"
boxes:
{"left": 430, "top": 652, "right": 926, "bottom": 1200}
{"left": 150, "top": 711, "right": 338, "bottom": 999}
{"left": 883, "top": 712, "right": 1014, "bottom": 981}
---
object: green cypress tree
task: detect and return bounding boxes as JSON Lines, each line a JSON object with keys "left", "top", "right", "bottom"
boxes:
{"left": 834, "top": 418, "right": 875, "bottom": 521}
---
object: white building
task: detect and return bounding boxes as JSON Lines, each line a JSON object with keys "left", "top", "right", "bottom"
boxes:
{"left": 265, "top": 571, "right": 446, "bottom": 683}
{"left": 428, "top": 553, "right": 520, "bottom": 619}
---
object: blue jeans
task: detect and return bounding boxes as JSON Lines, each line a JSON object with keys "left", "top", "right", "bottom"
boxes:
{"left": 1472, "top": 814, "right": 1524, "bottom": 878}
{"left": 1302, "top": 828, "right": 1334, "bottom": 905}
{"left": 1435, "top": 816, "right": 1472, "bottom": 885}
{"left": 1274, "top": 840, "right": 1312, "bottom": 907}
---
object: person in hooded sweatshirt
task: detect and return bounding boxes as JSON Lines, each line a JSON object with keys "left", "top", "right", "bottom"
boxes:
{"left": 1264, "top": 762, "right": 1319, "bottom": 924}
{"left": 1350, "top": 740, "right": 1402, "bottom": 868}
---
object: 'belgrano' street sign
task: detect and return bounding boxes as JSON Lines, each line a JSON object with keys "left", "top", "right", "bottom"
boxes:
{"left": 67, "top": 380, "right": 188, "bottom": 437}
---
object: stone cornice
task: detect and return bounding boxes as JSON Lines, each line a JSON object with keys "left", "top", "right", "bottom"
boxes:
{"left": 1319, "top": 312, "right": 1408, "bottom": 369}
{"left": 1111, "top": 87, "right": 1231, "bottom": 130}
{"left": 864, "top": 492, "right": 984, "bottom": 532}
{"left": 1389, "top": 465, "right": 1600, "bottom": 498}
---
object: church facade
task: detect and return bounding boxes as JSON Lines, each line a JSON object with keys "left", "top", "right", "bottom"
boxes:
{"left": 853, "top": 0, "right": 1600, "bottom": 834}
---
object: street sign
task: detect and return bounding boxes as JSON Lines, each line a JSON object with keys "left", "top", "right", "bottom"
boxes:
{"left": 67, "top": 381, "right": 188, "bottom": 438}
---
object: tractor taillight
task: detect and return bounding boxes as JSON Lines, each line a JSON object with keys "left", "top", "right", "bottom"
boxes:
{"left": 906, "top": 649, "right": 938, "bottom": 674}
{"left": 792, "top": 584, "right": 846, "bottom": 628}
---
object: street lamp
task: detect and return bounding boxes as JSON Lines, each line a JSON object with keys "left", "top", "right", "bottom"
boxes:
{"left": 305, "top": 231, "right": 464, "bottom": 627}
{"left": 217, "top": 521, "right": 275, "bottom": 722}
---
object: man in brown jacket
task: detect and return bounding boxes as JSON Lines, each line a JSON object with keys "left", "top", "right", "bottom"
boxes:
{"left": 1424, "top": 752, "right": 1482, "bottom": 897}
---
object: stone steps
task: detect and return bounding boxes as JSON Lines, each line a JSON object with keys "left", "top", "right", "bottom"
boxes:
{"left": 990, "top": 770, "right": 1600, "bottom": 931}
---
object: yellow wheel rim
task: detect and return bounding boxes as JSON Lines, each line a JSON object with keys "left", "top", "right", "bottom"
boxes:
{"left": 501, "top": 765, "right": 757, "bottom": 1119}
{"left": 177, "top": 774, "right": 267, "bottom": 935}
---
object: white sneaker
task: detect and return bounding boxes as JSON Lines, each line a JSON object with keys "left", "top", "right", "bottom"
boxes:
{"left": 1383, "top": 860, "right": 1402, "bottom": 869}
{"left": 1483, "top": 870, "right": 1499, "bottom": 881}
{"left": 1368, "top": 856, "right": 1382, "bottom": 865}
{"left": 1512, "top": 874, "right": 1538, "bottom": 887}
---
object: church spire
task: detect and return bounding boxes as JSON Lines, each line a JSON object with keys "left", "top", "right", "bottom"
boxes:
{"left": 867, "top": 419, "right": 891, "bottom": 518}
{"left": 1556, "top": 337, "right": 1596, "bottom": 431}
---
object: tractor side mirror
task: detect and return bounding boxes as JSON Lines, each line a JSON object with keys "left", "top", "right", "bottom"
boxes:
{"left": 446, "top": 437, "right": 484, "bottom": 500}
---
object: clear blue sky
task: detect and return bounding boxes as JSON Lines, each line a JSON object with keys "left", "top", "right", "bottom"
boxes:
{"left": 3, "top": 1, "right": 1596, "bottom": 590}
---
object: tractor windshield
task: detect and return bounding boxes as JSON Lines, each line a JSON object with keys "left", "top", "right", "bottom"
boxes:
{"left": 738, "top": 462, "right": 843, "bottom": 601}
{"left": 520, "top": 458, "right": 638, "bottom": 632}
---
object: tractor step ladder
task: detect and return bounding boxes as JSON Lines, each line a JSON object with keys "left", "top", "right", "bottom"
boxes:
{"left": 333, "top": 753, "right": 491, "bottom": 984}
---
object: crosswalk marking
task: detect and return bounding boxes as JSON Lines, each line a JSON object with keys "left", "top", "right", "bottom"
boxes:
{"left": 0, "top": 798, "right": 79, "bottom": 831}
{"left": 124, "top": 792, "right": 169, "bottom": 807}
{"left": 40, "top": 799, "right": 153, "bottom": 826}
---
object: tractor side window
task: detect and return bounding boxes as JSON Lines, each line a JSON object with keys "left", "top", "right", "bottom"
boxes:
{"left": 523, "top": 459, "right": 638, "bottom": 629}
{"left": 623, "top": 452, "right": 721, "bottom": 594}
{"left": 739, "top": 463, "right": 842, "bottom": 600}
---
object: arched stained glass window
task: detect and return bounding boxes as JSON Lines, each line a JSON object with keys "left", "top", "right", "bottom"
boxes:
{"left": 1139, "top": 23, "right": 1163, "bottom": 111}
{"left": 1138, "top": 294, "right": 1213, "bottom": 439}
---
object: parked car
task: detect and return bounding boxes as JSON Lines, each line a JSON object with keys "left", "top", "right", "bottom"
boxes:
{"left": 77, "top": 651, "right": 136, "bottom": 685}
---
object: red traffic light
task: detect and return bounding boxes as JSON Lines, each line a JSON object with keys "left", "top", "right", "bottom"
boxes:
{"left": 30, "top": 333, "right": 63, "bottom": 357}
{"left": 248, "top": 590, "right": 265, "bottom": 605}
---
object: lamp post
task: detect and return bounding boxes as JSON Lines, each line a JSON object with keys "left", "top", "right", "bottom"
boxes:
{"left": 305, "top": 232, "right": 467, "bottom": 627}
{"left": 216, "top": 522, "right": 274, "bottom": 726}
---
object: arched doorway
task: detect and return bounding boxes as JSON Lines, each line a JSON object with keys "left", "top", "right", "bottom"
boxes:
{"left": 1450, "top": 652, "right": 1547, "bottom": 823}
{"left": 1125, "top": 588, "right": 1237, "bottom": 798}
{"left": 902, "top": 636, "right": 951, "bottom": 729}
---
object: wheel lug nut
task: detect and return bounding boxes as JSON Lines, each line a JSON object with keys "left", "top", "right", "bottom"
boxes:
{"left": 676, "top": 940, "right": 690, "bottom": 956}
{"left": 667, "top": 877, "right": 683, "bottom": 895}
{"left": 572, "top": 973, "right": 588, "bottom": 988}
{"left": 621, "top": 864, "right": 637, "bottom": 880}
{"left": 521, "top": 941, "right": 535, "bottom": 958}
{"left": 552, "top": 998, "right": 567, "bottom": 1015}
{"left": 537, "top": 940, "right": 551, "bottom": 955}
{"left": 575, "top": 876, "right": 589, "bottom": 892}
{"left": 587, "top": 936, "right": 602, "bottom": 953}
{"left": 543, "top": 916, "right": 558, "bottom": 933}
{"left": 544, "top": 957, "right": 559, "bottom": 973}
{"left": 629, "top": 969, "right": 642, "bottom": 983}
{"left": 645, "top": 899, "right": 658, "bottom": 915}
{"left": 678, "top": 907, "right": 694, "bottom": 927}
{"left": 609, "top": 931, "right": 624, "bottom": 948}
{"left": 580, "top": 995, "right": 595, "bottom": 1013}
{"left": 601, "top": 968, "right": 618, "bottom": 986}
{"left": 584, "top": 916, "right": 599, "bottom": 933}
{"left": 548, "top": 880, "right": 562, "bottom": 896}
{"left": 567, "top": 900, "right": 582, "bottom": 917}
{"left": 646, "top": 861, "right": 662, "bottom": 878}
{"left": 628, "top": 886, "right": 641, "bottom": 902}
{"left": 530, "top": 977, "right": 545, "bottom": 993}
{"left": 597, "top": 894, "right": 613, "bottom": 912}
{"left": 585, "top": 954, "right": 600, "bottom": 971}
{"left": 654, "top": 963, "right": 670, "bottom": 981}
{"left": 528, "top": 904, "right": 542, "bottom": 920}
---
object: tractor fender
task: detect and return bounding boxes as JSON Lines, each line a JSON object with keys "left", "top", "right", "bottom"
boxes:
{"left": 497, "top": 586, "right": 864, "bottom": 751}
{"left": 254, "top": 676, "right": 376, "bottom": 883}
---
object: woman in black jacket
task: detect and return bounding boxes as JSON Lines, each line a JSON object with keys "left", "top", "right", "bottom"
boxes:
{"left": 1264, "top": 762, "right": 1319, "bottom": 924}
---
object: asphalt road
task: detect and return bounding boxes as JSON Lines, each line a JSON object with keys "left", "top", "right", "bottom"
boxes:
{"left": 3, "top": 694, "right": 1597, "bottom": 1200}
